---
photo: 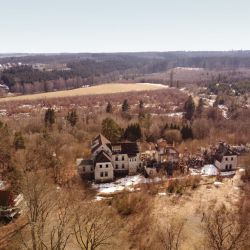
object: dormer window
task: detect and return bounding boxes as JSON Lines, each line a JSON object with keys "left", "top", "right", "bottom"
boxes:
{"left": 112, "top": 145, "right": 121, "bottom": 152}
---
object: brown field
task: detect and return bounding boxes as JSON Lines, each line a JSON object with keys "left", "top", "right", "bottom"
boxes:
{"left": 0, "top": 83, "right": 168, "bottom": 102}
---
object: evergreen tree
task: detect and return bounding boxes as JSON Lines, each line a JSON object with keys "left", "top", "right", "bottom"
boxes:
{"left": 66, "top": 110, "right": 78, "bottom": 127}
{"left": 44, "top": 108, "right": 55, "bottom": 127}
{"left": 13, "top": 132, "right": 25, "bottom": 150}
{"left": 181, "top": 125, "right": 193, "bottom": 140}
{"left": 170, "top": 70, "right": 174, "bottom": 87}
{"left": 184, "top": 96, "right": 195, "bottom": 120}
{"left": 122, "top": 99, "right": 129, "bottom": 112}
{"left": 176, "top": 80, "right": 180, "bottom": 88}
{"left": 196, "top": 98, "right": 204, "bottom": 117}
{"left": 138, "top": 100, "right": 145, "bottom": 119}
{"left": 106, "top": 102, "right": 113, "bottom": 113}
{"left": 139, "top": 100, "right": 144, "bottom": 109}
{"left": 124, "top": 123, "right": 142, "bottom": 141}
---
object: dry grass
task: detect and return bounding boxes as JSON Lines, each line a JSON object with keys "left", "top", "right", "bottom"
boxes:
{"left": 0, "top": 83, "right": 167, "bottom": 102}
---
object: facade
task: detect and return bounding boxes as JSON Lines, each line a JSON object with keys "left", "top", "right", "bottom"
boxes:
{"left": 94, "top": 151, "right": 114, "bottom": 182}
{"left": 214, "top": 142, "right": 238, "bottom": 171}
{"left": 77, "top": 134, "right": 141, "bottom": 182}
{"left": 215, "top": 154, "right": 237, "bottom": 171}
{"left": 157, "top": 146, "right": 179, "bottom": 164}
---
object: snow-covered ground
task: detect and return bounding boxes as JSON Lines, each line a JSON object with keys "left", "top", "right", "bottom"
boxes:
{"left": 201, "top": 164, "right": 218, "bottom": 176}
{"left": 190, "top": 165, "right": 236, "bottom": 177}
{"left": 0, "top": 109, "right": 7, "bottom": 116}
{"left": 174, "top": 67, "right": 204, "bottom": 71}
{"left": 166, "top": 112, "right": 184, "bottom": 117}
{"left": 218, "top": 105, "right": 229, "bottom": 119}
{"left": 92, "top": 175, "right": 162, "bottom": 194}
{"left": 204, "top": 98, "right": 215, "bottom": 107}
{"left": 136, "top": 83, "right": 169, "bottom": 88}
{"left": 220, "top": 171, "right": 236, "bottom": 176}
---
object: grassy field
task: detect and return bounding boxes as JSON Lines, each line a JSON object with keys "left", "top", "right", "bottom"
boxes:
{"left": 0, "top": 83, "right": 167, "bottom": 102}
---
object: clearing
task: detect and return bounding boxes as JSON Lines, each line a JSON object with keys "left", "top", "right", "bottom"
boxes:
{"left": 0, "top": 83, "right": 167, "bottom": 102}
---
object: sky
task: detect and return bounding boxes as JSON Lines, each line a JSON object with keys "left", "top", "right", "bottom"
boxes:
{"left": 0, "top": 0, "right": 250, "bottom": 53}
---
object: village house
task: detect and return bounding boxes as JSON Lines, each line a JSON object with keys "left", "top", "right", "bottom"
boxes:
{"left": 156, "top": 144, "right": 179, "bottom": 165}
{"left": 77, "top": 134, "right": 141, "bottom": 183}
{"left": 214, "top": 142, "right": 238, "bottom": 171}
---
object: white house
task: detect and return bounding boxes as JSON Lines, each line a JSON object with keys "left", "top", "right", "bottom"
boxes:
{"left": 77, "top": 134, "right": 141, "bottom": 183}
{"left": 94, "top": 151, "right": 114, "bottom": 183}
{"left": 214, "top": 142, "right": 238, "bottom": 171}
{"left": 215, "top": 153, "right": 237, "bottom": 171}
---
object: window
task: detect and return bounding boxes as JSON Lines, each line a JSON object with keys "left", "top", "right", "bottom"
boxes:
{"left": 231, "top": 157, "right": 233, "bottom": 161}
{"left": 229, "top": 164, "right": 232, "bottom": 170}
{"left": 225, "top": 165, "right": 228, "bottom": 170}
{"left": 115, "top": 156, "right": 118, "bottom": 161}
{"left": 225, "top": 157, "right": 228, "bottom": 161}
{"left": 99, "top": 164, "right": 102, "bottom": 168}
{"left": 115, "top": 164, "right": 118, "bottom": 169}
{"left": 122, "top": 164, "right": 125, "bottom": 169}
{"left": 91, "top": 167, "right": 93, "bottom": 171}
{"left": 82, "top": 167, "right": 85, "bottom": 172}
{"left": 122, "top": 156, "right": 124, "bottom": 161}
{"left": 100, "top": 172, "right": 103, "bottom": 177}
{"left": 106, "top": 164, "right": 109, "bottom": 168}
{"left": 105, "top": 172, "right": 108, "bottom": 177}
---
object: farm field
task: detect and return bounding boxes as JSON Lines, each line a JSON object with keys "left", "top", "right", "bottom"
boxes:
{"left": 0, "top": 83, "right": 167, "bottom": 102}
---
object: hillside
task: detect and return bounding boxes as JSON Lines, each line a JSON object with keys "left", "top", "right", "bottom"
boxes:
{"left": 1, "top": 51, "right": 250, "bottom": 95}
{"left": 0, "top": 83, "right": 167, "bottom": 102}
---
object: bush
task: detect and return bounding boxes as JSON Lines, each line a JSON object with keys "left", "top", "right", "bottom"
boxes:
{"left": 112, "top": 193, "right": 149, "bottom": 217}
{"left": 167, "top": 179, "right": 186, "bottom": 195}
{"left": 167, "top": 176, "right": 201, "bottom": 194}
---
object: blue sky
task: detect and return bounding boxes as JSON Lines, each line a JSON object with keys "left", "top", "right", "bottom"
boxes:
{"left": 0, "top": 0, "right": 249, "bottom": 53}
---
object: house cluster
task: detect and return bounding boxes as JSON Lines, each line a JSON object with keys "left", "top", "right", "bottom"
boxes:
{"left": 141, "top": 139, "right": 180, "bottom": 176}
{"left": 142, "top": 140, "right": 240, "bottom": 177}
{"left": 77, "top": 134, "right": 141, "bottom": 183}
{"left": 77, "top": 135, "right": 241, "bottom": 183}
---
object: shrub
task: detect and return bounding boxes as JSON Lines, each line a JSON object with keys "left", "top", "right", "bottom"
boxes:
{"left": 112, "top": 193, "right": 149, "bottom": 217}
{"left": 167, "top": 179, "right": 186, "bottom": 195}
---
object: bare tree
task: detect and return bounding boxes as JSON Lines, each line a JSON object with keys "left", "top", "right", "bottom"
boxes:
{"left": 202, "top": 204, "right": 250, "bottom": 250}
{"left": 73, "top": 203, "right": 117, "bottom": 250}
{"left": 157, "top": 217, "right": 186, "bottom": 250}
{"left": 19, "top": 171, "right": 72, "bottom": 250}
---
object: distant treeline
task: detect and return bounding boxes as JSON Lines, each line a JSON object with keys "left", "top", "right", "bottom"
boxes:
{"left": 1, "top": 51, "right": 250, "bottom": 94}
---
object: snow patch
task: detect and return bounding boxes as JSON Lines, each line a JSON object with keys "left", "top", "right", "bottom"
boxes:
{"left": 93, "top": 175, "right": 162, "bottom": 194}
{"left": 201, "top": 164, "right": 218, "bottom": 176}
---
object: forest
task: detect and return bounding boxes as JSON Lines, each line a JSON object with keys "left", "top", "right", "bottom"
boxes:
{"left": 1, "top": 51, "right": 250, "bottom": 95}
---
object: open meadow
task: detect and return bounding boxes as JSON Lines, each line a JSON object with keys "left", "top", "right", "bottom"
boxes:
{"left": 0, "top": 83, "right": 167, "bottom": 102}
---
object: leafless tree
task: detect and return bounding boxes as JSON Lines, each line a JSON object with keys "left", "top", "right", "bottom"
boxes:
{"left": 73, "top": 203, "right": 117, "bottom": 250}
{"left": 19, "top": 171, "right": 72, "bottom": 250}
{"left": 202, "top": 204, "right": 250, "bottom": 250}
{"left": 157, "top": 217, "right": 186, "bottom": 250}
